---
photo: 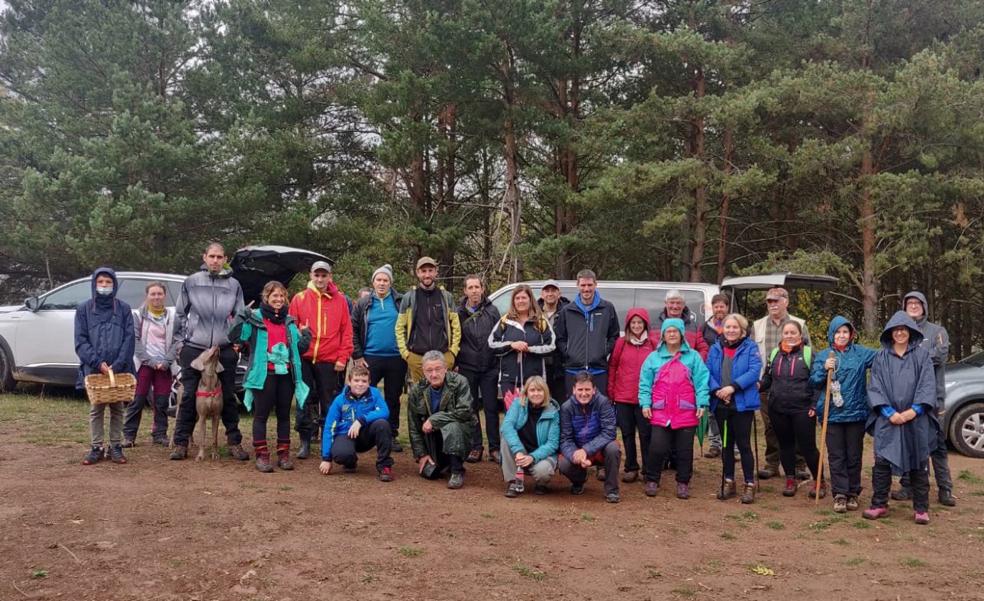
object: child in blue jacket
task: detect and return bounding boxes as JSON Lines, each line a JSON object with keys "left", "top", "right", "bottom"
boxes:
{"left": 319, "top": 364, "right": 394, "bottom": 481}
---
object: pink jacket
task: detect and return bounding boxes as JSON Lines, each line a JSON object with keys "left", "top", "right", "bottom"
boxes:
{"left": 607, "top": 308, "right": 658, "bottom": 404}
{"left": 648, "top": 355, "right": 700, "bottom": 429}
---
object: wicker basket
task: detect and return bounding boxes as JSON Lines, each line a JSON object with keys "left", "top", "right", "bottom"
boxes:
{"left": 84, "top": 369, "right": 136, "bottom": 405}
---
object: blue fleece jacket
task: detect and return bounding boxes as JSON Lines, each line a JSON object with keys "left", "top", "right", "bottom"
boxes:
{"left": 364, "top": 293, "right": 400, "bottom": 357}
{"left": 321, "top": 386, "right": 390, "bottom": 460}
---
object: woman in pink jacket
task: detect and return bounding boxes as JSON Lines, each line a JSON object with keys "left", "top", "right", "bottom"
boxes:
{"left": 607, "top": 308, "right": 658, "bottom": 483}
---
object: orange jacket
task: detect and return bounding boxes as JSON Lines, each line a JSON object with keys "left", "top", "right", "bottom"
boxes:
{"left": 288, "top": 281, "right": 354, "bottom": 365}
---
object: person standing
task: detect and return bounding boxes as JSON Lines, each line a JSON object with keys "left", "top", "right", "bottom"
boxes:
{"left": 288, "top": 261, "right": 354, "bottom": 460}
{"left": 170, "top": 243, "right": 249, "bottom": 461}
{"left": 892, "top": 291, "right": 955, "bottom": 507}
{"left": 752, "top": 287, "right": 811, "bottom": 480}
{"left": 488, "top": 285, "right": 555, "bottom": 397}
{"left": 76, "top": 268, "right": 136, "bottom": 465}
{"left": 554, "top": 269, "right": 619, "bottom": 394}
{"left": 395, "top": 257, "right": 461, "bottom": 383}
{"left": 455, "top": 274, "right": 501, "bottom": 464}
{"left": 352, "top": 264, "right": 408, "bottom": 452}
{"left": 123, "top": 282, "right": 177, "bottom": 447}
{"left": 538, "top": 280, "right": 570, "bottom": 401}
{"left": 699, "top": 293, "right": 731, "bottom": 459}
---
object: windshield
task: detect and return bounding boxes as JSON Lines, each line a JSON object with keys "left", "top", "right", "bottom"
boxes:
{"left": 959, "top": 350, "right": 984, "bottom": 367}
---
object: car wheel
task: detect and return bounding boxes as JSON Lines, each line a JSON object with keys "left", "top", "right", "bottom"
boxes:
{"left": 948, "top": 402, "right": 984, "bottom": 459}
{"left": 0, "top": 345, "right": 15, "bottom": 393}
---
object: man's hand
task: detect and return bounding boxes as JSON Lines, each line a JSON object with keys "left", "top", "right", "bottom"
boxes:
{"left": 889, "top": 412, "right": 906, "bottom": 426}
{"left": 334, "top": 360, "right": 346, "bottom": 372}
{"left": 422, "top": 419, "right": 434, "bottom": 434}
{"left": 516, "top": 453, "right": 533, "bottom": 468}
{"left": 356, "top": 358, "right": 369, "bottom": 368}
{"left": 579, "top": 457, "right": 593, "bottom": 468}
{"left": 572, "top": 448, "right": 587, "bottom": 465}
{"left": 510, "top": 341, "right": 529, "bottom": 352}
{"left": 418, "top": 455, "right": 433, "bottom": 474}
{"left": 347, "top": 421, "right": 362, "bottom": 439}
{"left": 319, "top": 461, "right": 333, "bottom": 475}
{"left": 641, "top": 407, "right": 652, "bottom": 420}
{"left": 808, "top": 408, "right": 816, "bottom": 418}
{"left": 99, "top": 362, "right": 110, "bottom": 375}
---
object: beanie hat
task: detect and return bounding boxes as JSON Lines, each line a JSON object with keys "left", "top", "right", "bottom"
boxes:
{"left": 372, "top": 264, "right": 394, "bottom": 283}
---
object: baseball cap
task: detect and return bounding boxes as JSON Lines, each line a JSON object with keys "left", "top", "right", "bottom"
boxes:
{"left": 310, "top": 260, "right": 332, "bottom": 273}
{"left": 541, "top": 279, "right": 560, "bottom": 290}
{"left": 416, "top": 256, "right": 438, "bottom": 270}
{"left": 766, "top": 287, "right": 789, "bottom": 301}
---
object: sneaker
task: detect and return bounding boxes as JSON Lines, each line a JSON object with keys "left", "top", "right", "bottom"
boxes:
{"left": 808, "top": 480, "right": 828, "bottom": 499}
{"left": 570, "top": 483, "right": 585, "bottom": 496}
{"left": 890, "top": 487, "right": 911, "bottom": 501}
{"left": 228, "top": 444, "right": 250, "bottom": 461}
{"left": 717, "top": 479, "right": 736, "bottom": 501}
{"left": 504, "top": 479, "right": 523, "bottom": 498}
{"left": 846, "top": 495, "right": 860, "bottom": 511}
{"left": 914, "top": 511, "right": 930, "bottom": 525}
{"left": 447, "top": 472, "right": 465, "bottom": 489}
{"left": 740, "top": 482, "right": 756, "bottom": 504}
{"left": 378, "top": 466, "right": 394, "bottom": 482}
{"left": 595, "top": 467, "right": 606, "bottom": 481}
{"left": 757, "top": 465, "right": 778, "bottom": 480}
{"left": 121, "top": 438, "right": 135, "bottom": 449}
{"left": 169, "top": 445, "right": 187, "bottom": 460}
{"left": 676, "top": 482, "right": 690, "bottom": 500}
{"left": 533, "top": 484, "right": 548, "bottom": 495}
{"left": 255, "top": 454, "right": 274, "bottom": 473}
{"left": 82, "top": 445, "right": 103, "bottom": 466}
{"left": 605, "top": 492, "right": 621, "bottom": 504}
{"left": 645, "top": 481, "right": 659, "bottom": 497}
{"left": 466, "top": 448, "right": 483, "bottom": 463}
{"left": 938, "top": 489, "right": 956, "bottom": 507}
{"left": 109, "top": 445, "right": 127, "bottom": 464}
{"left": 489, "top": 450, "right": 502, "bottom": 464}
{"left": 863, "top": 506, "right": 889, "bottom": 520}
{"left": 705, "top": 446, "right": 722, "bottom": 459}
{"left": 391, "top": 438, "right": 404, "bottom": 453}
{"left": 782, "top": 477, "right": 797, "bottom": 497}
{"left": 622, "top": 470, "right": 639, "bottom": 483}
{"left": 833, "top": 494, "right": 848, "bottom": 513}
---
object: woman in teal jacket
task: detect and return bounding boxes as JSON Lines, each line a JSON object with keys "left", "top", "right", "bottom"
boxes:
{"left": 229, "top": 281, "right": 311, "bottom": 472}
{"left": 499, "top": 375, "right": 561, "bottom": 498}
{"left": 810, "top": 315, "right": 876, "bottom": 512}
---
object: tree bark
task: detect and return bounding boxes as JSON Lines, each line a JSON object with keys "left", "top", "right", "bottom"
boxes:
{"left": 716, "top": 126, "right": 734, "bottom": 284}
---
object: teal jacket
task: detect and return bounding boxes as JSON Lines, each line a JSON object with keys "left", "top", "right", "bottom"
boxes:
{"left": 229, "top": 307, "right": 311, "bottom": 411}
{"left": 500, "top": 398, "right": 561, "bottom": 462}
{"left": 810, "top": 315, "right": 877, "bottom": 423}
{"left": 637, "top": 318, "right": 710, "bottom": 411}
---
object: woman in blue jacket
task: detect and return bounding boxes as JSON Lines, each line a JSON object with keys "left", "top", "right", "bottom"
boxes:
{"left": 499, "top": 375, "right": 560, "bottom": 498}
{"left": 706, "top": 313, "right": 761, "bottom": 504}
{"left": 810, "top": 316, "right": 877, "bottom": 513}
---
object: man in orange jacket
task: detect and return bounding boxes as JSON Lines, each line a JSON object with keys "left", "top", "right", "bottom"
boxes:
{"left": 288, "top": 261, "right": 354, "bottom": 459}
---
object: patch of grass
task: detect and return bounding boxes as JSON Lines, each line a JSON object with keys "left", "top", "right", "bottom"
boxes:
{"left": 726, "top": 510, "right": 759, "bottom": 523}
{"left": 279, "top": 485, "right": 293, "bottom": 492}
{"left": 832, "top": 538, "right": 849, "bottom": 546}
{"left": 853, "top": 520, "right": 872, "bottom": 529}
{"left": 361, "top": 570, "right": 377, "bottom": 584}
{"left": 969, "top": 490, "right": 984, "bottom": 497}
{"left": 480, "top": 512, "right": 494, "bottom": 519}
{"left": 845, "top": 557, "right": 865, "bottom": 566}
{"left": 900, "top": 557, "right": 926, "bottom": 568}
{"left": 645, "top": 566, "right": 662, "bottom": 580}
{"left": 30, "top": 568, "right": 48, "bottom": 579}
{"left": 513, "top": 563, "right": 546, "bottom": 582}
{"left": 720, "top": 531, "right": 736, "bottom": 540}
{"left": 758, "top": 485, "right": 776, "bottom": 494}
{"left": 580, "top": 512, "right": 595, "bottom": 523}
{"left": 0, "top": 393, "right": 90, "bottom": 445}
{"left": 397, "top": 546, "right": 423, "bottom": 558}
{"left": 749, "top": 564, "right": 775, "bottom": 576}
{"left": 671, "top": 584, "right": 697, "bottom": 598}
{"left": 957, "top": 469, "right": 983, "bottom": 485}
{"left": 809, "top": 515, "right": 846, "bottom": 532}
{"left": 766, "top": 521, "right": 785, "bottom": 531}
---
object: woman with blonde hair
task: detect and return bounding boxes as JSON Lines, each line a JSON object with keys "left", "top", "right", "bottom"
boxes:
{"left": 498, "top": 375, "right": 561, "bottom": 497}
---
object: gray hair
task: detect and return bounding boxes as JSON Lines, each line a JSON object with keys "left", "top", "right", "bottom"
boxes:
{"left": 665, "top": 289, "right": 684, "bottom": 301}
{"left": 421, "top": 350, "right": 446, "bottom": 365}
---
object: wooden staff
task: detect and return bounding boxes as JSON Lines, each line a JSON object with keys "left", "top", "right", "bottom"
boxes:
{"left": 815, "top": 368, "right": 834, "bottom": 506}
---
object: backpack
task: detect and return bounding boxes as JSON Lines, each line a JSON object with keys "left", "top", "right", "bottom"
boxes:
{"left": 769, "top": 345, "right": 812, "bottom": 366}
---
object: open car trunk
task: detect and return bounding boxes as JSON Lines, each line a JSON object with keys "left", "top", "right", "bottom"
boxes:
{"left": 231, "top": 245, "right": 333, "bottom": 306}
{"left": 720, "top": 273, "right": 838, "bottom": 315}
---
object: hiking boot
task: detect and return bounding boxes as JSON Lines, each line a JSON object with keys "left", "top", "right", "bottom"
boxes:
{"left": 706, "top": 446, "right": 722, "bottom": 459}
{"left": 151, "top": 435, "right": 168, "bottom": 446}
{"left": 169, "top": 445, "right": 188, "bottom": 460}
{"left": 622, "top": 470, "right": 639, "bottom": 483}
{"left": 606, "top": 492, "right": 621, "bottom": 504}
{"left": 447, "top": 472, "right": 465, "bottom": 489}
{"left": 833, "top": 494, "right": 848, "bottom": 513}
{"left": 782, "top": 477, "right": 797, "bottom": 497}
{"left": 794, "top": 467, "right": 811, "bottom": 481}
{"left": 676, "top": 482, "right": 690, "bottom": 500}
{"left": 570, "top": 483, "right": 585, "bottom": 496}
{"left": 489, "top": 450, "right": 502, "bottom": 464}
{"left": 122, "top": 438, "right": 135, "bottom": 449}
{"left": 378, "top": 466, "right": 394, "bottom": 482}
{"left": 863, "top": 506, "right": 888, "bottom": 520}
{"left": 504, "top": 479, "right": 523, "bottom": 498}
{"left": 534, "top": 484, "right": 548, "bottom": 495}
{"left": 228, "top": 444, "right": 250, "bottom": 461}
{"left": 466, "top": 448, "right": 483, "bottom": 463}
{"left": 82, "top": 445, "right": 103, "bottom": 466}
{"left": 277, "top": 452, "right": 294, "bottom": 471}
{"left": 717, "top": 478, "right": 736, "bottom": 500}
{"left": 846, "top": 495, "right": 860, "bottom": 511}
{"left": 808, "top": 480, "right": 828, "bottom": 500}
{"left": 344, "top": 462, "right": 358, "bottom": 474}
{"left": 757, "top": 465, "right": 778, "bottom": 480}
{"left": 109, "top": 445, "right": 127, "bottom": 464}
{"left": 297, "top": 438, "right": 311, "bottom": 460}
{"left": 938, "top": 489, "right": 956, "bottom": 507}
{"left": 890, "top": 487, "right": 911, "bottom": 501}
{"left": 645, "top": 481, "right": 659, "bottom": 497}
{"left": 914, "top": 511, "right": 930, "bottom": 525}
{"left": 740, "top": 482, "right": 756, "bottom": 504}
{"left": 596, "top": 467, "right": 607, "bottom": 481}
{"left": 391, "top": 438, "right": 403, "bottom": 453}
{"left": 255, "top": 453, "right": 274, "bottom": 473}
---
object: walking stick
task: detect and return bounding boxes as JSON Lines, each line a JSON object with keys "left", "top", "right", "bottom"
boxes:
{"left": 815, "top": 368, "right": 834, "bottom": 506}
{"left": 753, "top": 413, "right": 760, "bottom": 492}
{"left": 718, "top": 418, "right": 729, "bottom": 500}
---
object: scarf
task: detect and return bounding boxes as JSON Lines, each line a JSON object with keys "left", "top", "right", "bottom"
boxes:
{"left": 260, "top": 302, "right": 287, "bottom": 324}
{"left": 780, "top": 341, "right": 801, "bottom": 354}
{"left": 628, "top": 332, "right": 648, "bottom": 346}
{"left": 723, "top": 336, "right": 744, "bottom": 349}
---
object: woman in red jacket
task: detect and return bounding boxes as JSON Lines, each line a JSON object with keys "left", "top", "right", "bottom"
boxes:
{"left": 607, "top": 308, "right": 658, "bottom": 483}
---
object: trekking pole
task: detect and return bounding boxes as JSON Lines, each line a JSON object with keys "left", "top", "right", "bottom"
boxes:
{"left": 718, "top": 418, "right": 728, "bottom": 500}
{"left": 815, "top": 368, "right": 834, "bottom": 506}
{"left": 752, "top": 414, "right": 760, "bottom": 492}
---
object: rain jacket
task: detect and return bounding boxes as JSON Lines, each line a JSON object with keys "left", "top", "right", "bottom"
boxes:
{"left": 487, "top": 315, "right": 556, "bottom": 390}
{"left": 554, "top": 292, "right": 620, "bottom": 374}
{"left": 172, "top": 265, "right": 245, "bottom": 350}
{"left": 866, "top": 311, "right": 939, "bottom": 475}
{"left": 637, "top": 318, "right": 710, "bottom": 429}
{"left": 406, "top": 371, "right": 477, "bottom": 460}
{"left": 655, "top": 306, "right": 710, "bottom": 360}
{"left": 559, "top": 390, "right": 617, "bottom": 461}
{"left": 538, "top": 296, "right": 570, "bottom": 377}
{"left": 761, "top": 343, "right": 816, "bottom": 414}
{"left": 351, "top": 289, "right": 403, "bottom": 359}
{"left": 74, "top": 268, "right": 136, "bottom": 388}
{"left": 902, "top": 291, "right": 950, "bottom": 404}
{"left": 706, "top": 336, "right": 762, "bottom": 413}
{"left": 320, "top": 386, "right": 390, "bottom": 460}
{"left": 228, "top": 307, "right": 311, "bottom": 411}
{"left": 607, "top": 308, "right": 659, "bottom": 404}
{"left": 288, "top": 280, "right": 354, "bottom": 365}
{"left": 395, "top": 286, "right": 462, "bottom": 359}
{"left": 811, "top": 316, "right": 877, "bottom": 423}
{"left": 501, "top": 397, "right": 561, "bottom": 462}
{"left": 455, "top": 296, "right": 501, "bottom": 373}
{"left": 134, "top": 304, "right": 177, "bottom": 370}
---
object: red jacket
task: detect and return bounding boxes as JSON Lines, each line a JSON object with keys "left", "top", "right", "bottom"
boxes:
{"left": 607, "top": 308, "right": 659, "bottom": 404}
{"left": 288, "top": 281, "right": 354, "bottom": 365}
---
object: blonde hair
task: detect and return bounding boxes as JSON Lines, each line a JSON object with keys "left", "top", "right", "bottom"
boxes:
{"left": 723, "top": 313, "right": 749, "bottom": 337}
{"left": 521, "top": 375, "right": 551, "bottom": 407}
{"left": 261, "top": 281, "right": 289, "bottom": 303}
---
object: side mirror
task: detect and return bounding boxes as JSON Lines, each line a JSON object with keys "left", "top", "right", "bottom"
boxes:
{"left": 24, "top": 296, "right": 40, "bottom": 312}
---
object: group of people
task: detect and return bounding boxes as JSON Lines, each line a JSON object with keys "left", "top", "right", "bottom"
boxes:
{"left": 75, "top": 246, "right": 955, "bottom": 522}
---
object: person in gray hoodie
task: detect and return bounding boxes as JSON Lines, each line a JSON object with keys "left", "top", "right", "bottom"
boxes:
{"left": 169, "top": 243, "right": 249, "bottom": 461}
{"left": 891, "top": 291, "right": 955, "bottom": 507}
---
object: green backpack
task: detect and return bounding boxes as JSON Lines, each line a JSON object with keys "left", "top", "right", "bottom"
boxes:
{"left": 769, "top": 345, "right": 812, "bottom": 366}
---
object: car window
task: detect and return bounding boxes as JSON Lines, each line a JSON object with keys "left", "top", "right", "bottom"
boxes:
{"left": 116, "top": 278, "right": 180, "bottom": 309}
{"left": 39, "top": 281, "right": 91, "bottom": 310}
{"left": 634, "top": 288, "right": 707, "bottom": 326}
{"left": 594, "top": 287, "right": 634, "bottom": 323}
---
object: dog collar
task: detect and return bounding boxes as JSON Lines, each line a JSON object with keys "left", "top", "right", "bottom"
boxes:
{"left": 196, "top": 389, "right": 222, "bottom": 398}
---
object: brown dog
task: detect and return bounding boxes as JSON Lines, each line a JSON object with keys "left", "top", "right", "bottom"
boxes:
{"left": 189, "top": 346, "right": 224, "bottom": 461}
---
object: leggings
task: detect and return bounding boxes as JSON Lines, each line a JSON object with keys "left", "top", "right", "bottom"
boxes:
{"left": 252, "top": 374, "right": 294, "bottom": 450}
{"left": 768, "top": 407, "right": 819, "bottom": 480}
{"left": 714, "top": 405, "right": 755, "bottom": 484}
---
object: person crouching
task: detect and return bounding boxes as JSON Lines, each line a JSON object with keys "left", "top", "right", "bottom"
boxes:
{"left": 319, "top": 364, "right": 394, "bottom": 481}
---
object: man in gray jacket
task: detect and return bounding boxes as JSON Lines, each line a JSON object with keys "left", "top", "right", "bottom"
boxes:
{"left": 892, "top": 291, "right": 955, "bottom": 506}
{"left": 169, "top": 243, "right": 249, "bottom": 461}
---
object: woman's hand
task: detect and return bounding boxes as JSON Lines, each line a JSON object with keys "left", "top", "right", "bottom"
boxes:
{"left": 510, "top": 341, "right": 529, "bottom": 352}
{"left": 825, "top": 356, "right": 836, "bottom": 371}
{"left": 715, "top": 386, "right": 735, "bottom": 401}
{"left": 696, "top": 408, "right": 705, "bottom": 419}
{"left": 516, "top": 453, "right": 533, "bottom": 468}
{"left": 641, "top": 407, "right": 652, "bottom": 420}
{"left": 889, "top": 412, "right": 906, "bottom": 426}
{"left": 808, "top": 408, "right": 816, "bottom": 418}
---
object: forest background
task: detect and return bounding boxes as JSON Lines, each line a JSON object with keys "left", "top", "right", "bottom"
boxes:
{"left": 1, "top": 0, "right": 983, "bottom": 355}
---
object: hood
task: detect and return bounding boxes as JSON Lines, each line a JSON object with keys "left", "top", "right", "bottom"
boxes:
{"left": 879, "top": 311, "right": 925, "bottom": 349}
{"left": 658, "top": 317, "right": 692, "bottom": 353}
{"left": 306, "top": 279, "right": 339, "bottom": 298}
{"left": 624, "top": 307, "right": 651, "bottom": 331}
{"left": 826, "top": 315, "right": 855, "bottom": 345}
{"left": 90, "top": 267, "right": 118, "bottom": 300}
{"left": 902, "top": 290, "right": 927, "bottom": 321}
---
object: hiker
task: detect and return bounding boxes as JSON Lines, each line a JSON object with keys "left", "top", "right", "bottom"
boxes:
{"left": 537, "top": 280, "right": 570, "bottom": 402}
{"left": 395, "top": 256, "right": 461, "bottom": 383}
{"left": 811, "top": 316, "right": 877, "bottom": 513}
{"left": 706, "top": 313, "right": 762, "bottom": 504}
{"left": 123, "top": 281, "right": 177, "bottom": 447}
{"left": 352, "top": 264, "right": 408, "bottom": 452}
{"left": 554, "top": 269, "right": 620, "bottom": 393}
{"left": 701, "top": 293, "right": 731, "bottom": 348}
{"left": 559, "top": 371, "right": 621, "bottom": 503}
{"left": 892, "top": 292, "right": 955, "bottom": 507}
{"left": 170, "top": 243, "right": 249, "bottom": 461}
{"left": 76, "top": 268, "right": 136, "bottom": 465}
{"left": 406, "top": 351, "right": 477, "bottom": 489}
{"left": 287, "top": 260, "right": 354, "bottom": 460}
{"left": 637, "top": 318, "right": 710, "bottom": 500}
{"left": 319, "top": 364, "right": 394, "bottom": 482}
{"left": 499, "top": 375, "right": 561, "bottom": 498}
{"left": 760, "top": 321, "right": 823, "bottom": 498}
{"left": 864, "top": 311, "right": 939, "bottom": 525}
{"left": 454, "top": 274, "right": 502, "bottom": 464}
{"left": 229, "top": 281, "right": 311, "bottom": 472}
{"left": 607, "top": 308, "right": 658, "bottom": 483}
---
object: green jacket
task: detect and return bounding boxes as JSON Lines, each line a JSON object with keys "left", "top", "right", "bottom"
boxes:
{"left": 229, "top": 308, "right": 311, "bottom": 411}
{"left": 406, "top": 370, "right": 477, "bottom": 460}
{"left": 394, "top": 287, "right": 462, "bottom": 359}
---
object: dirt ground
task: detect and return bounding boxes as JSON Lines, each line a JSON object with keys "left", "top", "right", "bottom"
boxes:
{"left": 1, "top": 393, "right": 983, "bottom": 601}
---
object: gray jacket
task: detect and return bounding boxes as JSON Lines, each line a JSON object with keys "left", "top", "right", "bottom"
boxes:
{"left": 135, "top": 305, "right": 177, "bottom": 369}
{"left": 902, "top": 291, "right": 949, "bottom": 404}
{"left": 172, "top": 266, "right": 245, "bottom": 350}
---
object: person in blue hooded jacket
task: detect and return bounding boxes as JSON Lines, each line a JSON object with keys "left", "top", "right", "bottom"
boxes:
{"left": 810, "top": 316, "right": 876, "bottom": 513}
{"left": 863, "top": 311, "right": 938, "bottom": 525}
{"left": 318, "top": 364, "right": 394, "bottom": 481}
{"left": 75, "top": 268, "right": 135, "bottom": 466}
